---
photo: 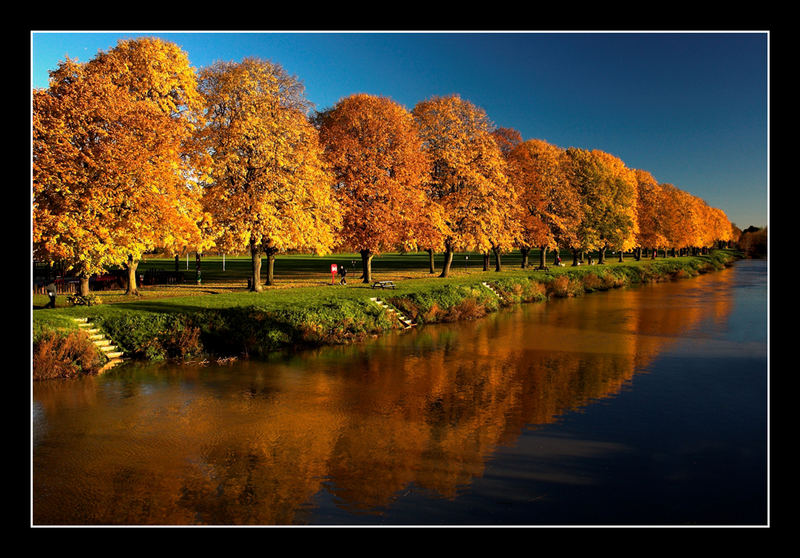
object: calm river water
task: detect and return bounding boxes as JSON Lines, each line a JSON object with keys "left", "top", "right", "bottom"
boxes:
{"left": 32, "top": 259, "right": 768, "bottom": 526}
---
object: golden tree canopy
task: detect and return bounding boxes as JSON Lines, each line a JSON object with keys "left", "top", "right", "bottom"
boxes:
{"left": 199, "top": 58, "right": 340, "bottom": 257}
{"left": 565, "top": 148, "right": 638, "bottom": 252}
{"left": 412, "top": 94, "right": 513, "bottom": 253}
{"left": 507, "top": 139, "right": 582, "bottom": 251}
{"left": 634, "top": 169, "right": 668, "bottom": 249}
{"left": 314, "top": 93, "right": 442, "bottom": 254}
{"left": 33, "top": 38, "right": 211, "bottom": 278}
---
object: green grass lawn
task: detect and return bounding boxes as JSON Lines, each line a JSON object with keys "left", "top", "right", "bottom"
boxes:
{"left": 32, "top": 249, "right": 738, "bottom": 366}
{"left": 34, "top": 249, "right": 540, "bottom": 309}
{"left": 33, "top": 248, "right": 716, "bottom": 328}
{"left": 129, "top": 249, "right": 528, "bottom": 282}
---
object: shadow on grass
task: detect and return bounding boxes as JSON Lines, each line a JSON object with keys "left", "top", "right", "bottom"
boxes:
{"left": 107, "top": 300, "right": 214, "bottom": 314}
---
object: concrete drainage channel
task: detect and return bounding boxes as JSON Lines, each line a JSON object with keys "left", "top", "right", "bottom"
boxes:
{"left": 369, "top": 297, "right": 415, "bottom": 329}
{"left": 73, "top": 318, "right": 125, "bottom": 373}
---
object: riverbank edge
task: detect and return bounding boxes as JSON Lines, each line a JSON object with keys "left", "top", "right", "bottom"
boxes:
{"left": 32, "top": 250, "right": 741, "bottom": 380}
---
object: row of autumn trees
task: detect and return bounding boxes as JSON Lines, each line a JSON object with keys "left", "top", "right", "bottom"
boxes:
{"left": 33, "top": 38, "right": 736, "bottom": 296}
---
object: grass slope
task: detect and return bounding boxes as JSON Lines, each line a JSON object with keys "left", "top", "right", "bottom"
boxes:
{"left": 32, "top": 250, "right": 739, "bottom": 368}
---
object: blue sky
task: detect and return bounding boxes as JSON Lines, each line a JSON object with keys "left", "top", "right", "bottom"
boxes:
{"left": 31, "top": 31, "right": 768, "bottom": 228}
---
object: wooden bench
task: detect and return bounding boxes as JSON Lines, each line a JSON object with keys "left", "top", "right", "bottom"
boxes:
{"left": 372, "top": 280, "right": 396, "bottom": 289}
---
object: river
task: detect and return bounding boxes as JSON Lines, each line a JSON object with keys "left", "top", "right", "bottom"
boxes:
{"left": 31, "top": 259, "right": 768, "bottom": 526}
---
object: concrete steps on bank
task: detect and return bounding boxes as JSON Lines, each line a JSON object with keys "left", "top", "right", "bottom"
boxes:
{"left": 73, "top": 317, "right": 125, "bottom": 372}
{"left": 369, "top": 297, "right": 415, "bottom": 329}
{"left": 481, "top": 281, "right": 506, "bottom": 302}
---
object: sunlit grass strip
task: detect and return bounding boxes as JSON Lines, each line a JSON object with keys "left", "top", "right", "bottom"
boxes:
{"left": 32, "top": 251, "right": 739, "bottom": 363}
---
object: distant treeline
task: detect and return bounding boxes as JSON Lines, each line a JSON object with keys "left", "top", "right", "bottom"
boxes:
{"left": 738, "top": 226, "right": 767, "bottom": 258}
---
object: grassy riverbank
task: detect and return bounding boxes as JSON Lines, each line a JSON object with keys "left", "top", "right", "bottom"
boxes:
{"left": 32, "top": 250, "right": 740, "bottom": 379}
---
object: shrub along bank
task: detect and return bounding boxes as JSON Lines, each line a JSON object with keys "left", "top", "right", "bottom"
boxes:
{"left": 32, "top": 250, "right": 739, "bottom": 379}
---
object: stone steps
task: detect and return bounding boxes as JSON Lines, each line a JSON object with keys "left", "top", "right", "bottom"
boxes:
{"left": 481, "top": 281, "right": 506, "bottom": 302}
{"left": 72, "top": 318, "right": 125, "bottom": 372}
{"left": 369, "top": 297, "right": 415, "bottom": 329}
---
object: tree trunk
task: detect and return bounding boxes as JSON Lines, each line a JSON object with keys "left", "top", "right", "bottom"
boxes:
{"left": 124, "top": 254, "right": 139, "bottom": 296}
{"left": 174, "top": 254, "right": 179, "bottom": 272}
{"left": 482, "top": 252, "right": 490, "bottom": 271}
{"left": 360, "top": 249, "right": 373, "bottom": 283}
{"left": 427, "top": 248, "right": 436, "bottom": 274}
{"left": 598, "top": 246, "right": 607, "bottom": 264}
{"left": 79, "top": 274, "right": 90, "bottom": 297}
{"left": 618, "top": 249, "right": 624, "bottom": 262}
{"left": 265, "top": 248, "right": 277, "bottom": 286}
{"left": 520, "top": 247, "right": 530, "bottom": 268}
{"left": 537, "top": 246, "right": 548, "bottom": 270}
{"left": 250, "top": 240, "right": 263, "bottom": 292}
{"left": 493, "top": 246, "right": 502, "bottom": 272}
{"left": 439, "top": 245, "right": 454, "bottom": 278}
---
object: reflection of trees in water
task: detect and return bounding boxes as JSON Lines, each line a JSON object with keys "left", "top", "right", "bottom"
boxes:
{"left": 33, "top": 272, "right": 735, "bottom": 525}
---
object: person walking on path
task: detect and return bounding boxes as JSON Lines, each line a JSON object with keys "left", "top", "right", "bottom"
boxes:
{"left": 45, "top": 282, "right": 57, "bottom": 308}
{"left": 339, "top": 265, "right": 347, "bottom": 285}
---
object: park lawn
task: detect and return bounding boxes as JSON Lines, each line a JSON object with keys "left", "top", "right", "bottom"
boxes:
{"left": 33, "top": 249, "right": 531, "bottom": 310}
{"left": 32, "top": 249, "right": 738, "bottom": 368}
{"left": 32, "top": 248, "right": 715, "bottom": 335}
{"left": 126, "top": 250, "right": 529, "bottom": 283}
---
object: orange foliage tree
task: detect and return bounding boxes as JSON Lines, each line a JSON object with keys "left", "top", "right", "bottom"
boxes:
{"left": 689, "top": 197, "right": 731, "bottom": 254}
{"left": 33, "top": 38, "right": 211, "bottom": 296}
{"left": 633, "top": 169, "right": 667, "bottom": 260}
{"left": 670, "top": 188, "right": 702, "bottom": 256}
{"left": 658, "top": 183, "right": 682, "bottom": 257}
{"left": 198, "top": 58, "right": 340, "bottom": 289}
{"left": 412, "top": 95, "right": 513, "bottom": 277}
{"left": 35, "top": 39, "right": 737, "bottom": 296}
{"left": 708, "top": 206, "right": 734, "bottom": 249}
{"left": 313, "top": 94, "right": 442, "bottom": 282}
{"left": 506, "top": 139, "right": 582, "bottom": 269}
{"left": 491, "top": 127, "right": 523, "bottom": 158}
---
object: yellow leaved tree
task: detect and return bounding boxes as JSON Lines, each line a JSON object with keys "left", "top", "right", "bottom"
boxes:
{"left": 412, "top": 95, "right": 514, "bottom": 277}
{"left": 33, "top": 38, "right": 212, "bottom": 296}
{"left": 707, "top": 206, "right": 734, "bottom": 249}
{"left": 658, "top": 183, "right": 684, "bottom": 257}
{"left": 199, "top": 58, "right": 340, "bottom": 289}
{"left": 564, "top": 148, "right": 638, "bottom": 264}
{"left": 633, "top": 169, "right": 668, "bottom": 260}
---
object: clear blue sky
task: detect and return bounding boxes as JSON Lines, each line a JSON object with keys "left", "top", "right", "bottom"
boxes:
{"left": 31, "top": 31, "right": 768, "bottom": 229}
